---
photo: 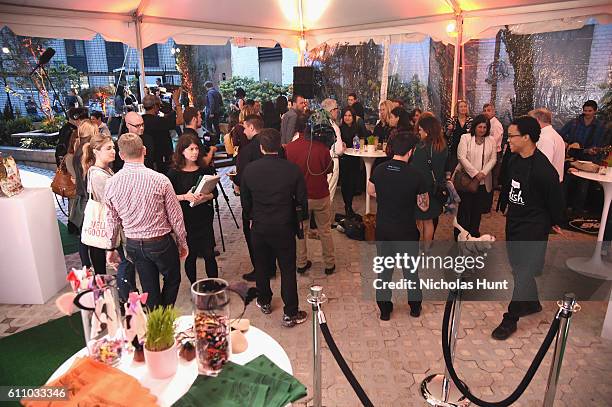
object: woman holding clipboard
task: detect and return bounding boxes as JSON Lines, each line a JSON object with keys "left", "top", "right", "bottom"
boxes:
{"left": 167, "top": 133, "right": 219, "bottom": 283}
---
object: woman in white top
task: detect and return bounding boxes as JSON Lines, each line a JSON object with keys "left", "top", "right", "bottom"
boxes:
{"left": 82, "top": 132, "right": 136, "bottom": 300}
{"left": 454, "top": 114, "right": 497, "bottom": 239}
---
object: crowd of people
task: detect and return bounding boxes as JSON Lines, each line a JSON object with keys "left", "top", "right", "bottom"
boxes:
{"left": 54, "top": 83, "right": 611, "bottom": 337}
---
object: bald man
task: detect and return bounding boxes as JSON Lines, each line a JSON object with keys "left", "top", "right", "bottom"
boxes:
{"left": 114, "top": 112, "right": 156, "bottom": 171}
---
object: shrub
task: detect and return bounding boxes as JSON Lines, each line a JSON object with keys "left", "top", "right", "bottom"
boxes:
{"left": 0, "top": 117, "right": 33, "bottom": 146}
{"left": 219, "top": 76, "right": 289, "bottom": 113}
{"left": 40, "top": 116, "right": 66, "bottom": 133}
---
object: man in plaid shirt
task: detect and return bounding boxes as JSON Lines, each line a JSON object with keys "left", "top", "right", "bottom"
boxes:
{"left": 105, "top": 133, "right": 188, "bottom": 309}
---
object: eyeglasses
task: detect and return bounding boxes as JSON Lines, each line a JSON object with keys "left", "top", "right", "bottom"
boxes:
{"left": 127, "top": 122, "right": 144, "bottom": 128}
{"left": 507, "top": 133, "right": 523, "bottom": 138}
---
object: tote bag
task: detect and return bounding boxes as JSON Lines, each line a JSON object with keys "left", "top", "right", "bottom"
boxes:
{"left": 81, "top": 169, "right": 117, "bottom": 249}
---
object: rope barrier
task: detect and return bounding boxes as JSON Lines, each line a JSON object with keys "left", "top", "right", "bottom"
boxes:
{"left": 441, "top": 290, "right": 561, "bottom": 407}
{"left": 319, "top": 320, "right": 374, "bottom": 407}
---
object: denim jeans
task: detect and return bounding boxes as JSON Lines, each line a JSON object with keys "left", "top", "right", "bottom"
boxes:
{"left": 125, "top": 235, "right": 181, "bottom": 310}
{"left": 116, "top": 243, "right": 136, "bottom": 302}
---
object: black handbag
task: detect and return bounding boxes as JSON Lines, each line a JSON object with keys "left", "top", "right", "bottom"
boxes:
{"left": 427, "top": 144, "right": 449, "bottom": 204}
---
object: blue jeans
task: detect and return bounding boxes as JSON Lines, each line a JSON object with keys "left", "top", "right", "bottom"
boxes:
{"left": 116, "top": 243, "right": 136, "bottom": 302}
{"left": 125, "top": 235, "right": 181, "bottom": 310}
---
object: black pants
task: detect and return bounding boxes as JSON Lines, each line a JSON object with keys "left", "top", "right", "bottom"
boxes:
{"left": 78, "top": 242, "right": 106, "bottom": 274}
{"left": 340, "top": 155, "right": 360, "bottom": 211}
{"left": 375, "top": 229, "right": 422, "bottom": 308}
{"left": 242, "top": 213, "right": 256, "bottom": 269}
{"left": 125, "top": 235, "right": 181, "bottom": 309}
{"left": 455, "top": 185, "right": 489, "bottom": 239}
{"left": 252, "top": 226, "right": 298, "bottom": 317}
{"left": 184, "top": 240, "right": 219, "bottom": 285}
{"left": 503, "top": 240, "right": 547, "bottom": 323}
{"left": 206, "top": 113, "right": 221, "bottom": 143}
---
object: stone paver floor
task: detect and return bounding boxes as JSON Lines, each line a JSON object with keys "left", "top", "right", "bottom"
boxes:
{"left": 2, "top": 166, "right": 611, "bottom": 406}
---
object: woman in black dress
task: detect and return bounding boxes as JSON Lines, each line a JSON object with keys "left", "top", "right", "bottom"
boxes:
{"left": 445, "top": 100, "right": 473, "bottom": 173}
{"left": 167, "top": 133, "right": 219, "bottom": 284}
{"left": 339, "top": 106, "right": 369, "bottom": 218}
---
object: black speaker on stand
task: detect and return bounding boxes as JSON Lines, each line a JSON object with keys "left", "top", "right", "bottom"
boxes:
{"left": 293, "top": 66, "right": 314, "bottom": 99}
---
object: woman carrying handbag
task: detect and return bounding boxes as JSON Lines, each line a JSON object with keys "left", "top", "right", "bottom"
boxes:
{"left": 453, "top": 114, "right": 497, "bottom": 239}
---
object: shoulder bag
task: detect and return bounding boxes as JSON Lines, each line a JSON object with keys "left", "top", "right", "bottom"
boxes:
{"left": 453, "top": 137, "right": 485, "bottom": 193}
{"left": 81, "top": 168, "right": 117, "bottom": 250}
{"left": 427, "top": 143, "right": 449, "bottom": 204}
{"left": 51, "top": 156, "right": 76, "bottom": 198}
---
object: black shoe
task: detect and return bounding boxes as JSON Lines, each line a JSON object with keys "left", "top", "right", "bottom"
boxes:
{"left": 324, "top": 265, "right": 336, "bottom": 275}
{"left": 377, "top": 301, "right": 393, "bottom": 321}
{"left": 297, "top": 260, "right": 312, "bottom": 274}
{"left": 242, "top": 270, "right": 257, "bottom": 282}
{"left": 409, "top": 304, "right": 422, "bottom": 318}
{"left": 492, "top": 318, "right": 517, "bottom": 340}
{"left": 214, "top": 250, "right": 221, "bottom": 257}
{"left": 282, "top": 310, "right": 308, "bottom": 327}
{"left": 256, "top": 300, "right": 272, "bottom": 315}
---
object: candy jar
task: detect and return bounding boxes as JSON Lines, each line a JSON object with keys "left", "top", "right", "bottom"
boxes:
{"left": 191, "top": 278, "right": 232, "bottom": 376}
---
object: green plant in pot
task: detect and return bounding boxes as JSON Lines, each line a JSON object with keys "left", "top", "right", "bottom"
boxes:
{"left": 367, "top": 135, "right": 377, "bottom": 152}
{"left": 144, "top": 306, "right": 179, "bottom": 379}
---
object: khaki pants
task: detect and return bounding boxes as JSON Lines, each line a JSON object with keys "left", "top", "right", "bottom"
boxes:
{"left": 297, "top": 197, "right": 335, "bottom": 269}
{"left": 327, "top": 157, "right": 339, "bottom": 204}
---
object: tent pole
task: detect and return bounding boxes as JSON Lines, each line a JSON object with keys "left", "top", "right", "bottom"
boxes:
{"left": 380, "top": 35, "right": 391, "bottom": 103}
{"left": 134, "top": 13, "right": 146, "bottom": 103}
{"left": 450, "top": 13, "right": 463, "bottom": 118}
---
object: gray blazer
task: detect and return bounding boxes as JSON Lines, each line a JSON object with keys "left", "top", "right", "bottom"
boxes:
{"left": 280, "top": 108, "right": 298, "bottom": 145}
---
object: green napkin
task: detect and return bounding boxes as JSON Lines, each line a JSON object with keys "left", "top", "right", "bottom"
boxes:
{"left": 173, "top": 356, "right": 306, "bottom": 407}
{"left": 172, "top": 375, "right": 268, "bottom": 407}
{"left": 245, "top": 355, "right": 307, "bottom": 404}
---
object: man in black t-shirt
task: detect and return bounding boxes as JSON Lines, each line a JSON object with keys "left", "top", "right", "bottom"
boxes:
{"left": 142, "top": 90, "right": 183, "bottom": 174}
{"left": 492, "top": 116, "right": 564, "bottom": 341}
{"left": 368, "top": 131, "right": 429, "bottom": 321}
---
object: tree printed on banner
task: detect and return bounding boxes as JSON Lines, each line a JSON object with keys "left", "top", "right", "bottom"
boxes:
{"left": 501, "top": 27, "right": 535, "bottom": 117}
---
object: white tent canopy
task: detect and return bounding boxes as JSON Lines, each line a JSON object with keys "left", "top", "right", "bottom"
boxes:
{"left": 1, "top": 0, "right": 611, "bottom": 111}
{"left": 1, "top": 0, "right": 610, "bottom": 49}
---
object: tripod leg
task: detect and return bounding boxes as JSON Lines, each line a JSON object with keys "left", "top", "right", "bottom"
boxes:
{"left": 214, "top": 198, "right": 226, "bottom": 252}
{"left": 217, "top": 181, "right": 240, "bottom": 229}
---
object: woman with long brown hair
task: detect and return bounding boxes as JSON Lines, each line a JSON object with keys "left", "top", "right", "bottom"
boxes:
{"left": 167, "top": 133, "right": 219, "bottom": 284}
{"left": 410, "top": 115, "right": 448, "bottom": 247}
{"left": 68, "top": 120, "right": 102, "bottom": 269}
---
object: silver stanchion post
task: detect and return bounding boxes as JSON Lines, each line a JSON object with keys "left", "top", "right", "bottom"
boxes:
{"left": 307, "top": 285, "right": 327, "bottom": 407}
{"left": 421, "top": 271, "right": 470, "bottom": 407}
{"left": 543, "top": 293, "right": 580, "bottom": 407}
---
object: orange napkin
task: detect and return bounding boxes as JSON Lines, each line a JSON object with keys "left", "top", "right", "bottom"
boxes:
{"left": 23, "top": 357, "right": 158, "bottom": 407}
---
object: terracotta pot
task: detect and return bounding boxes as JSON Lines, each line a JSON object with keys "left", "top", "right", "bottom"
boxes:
{"left": 144, "top": 342, "right": 178, "bottom": 379}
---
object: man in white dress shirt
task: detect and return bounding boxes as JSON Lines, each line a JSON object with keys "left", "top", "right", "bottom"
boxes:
{"left": 321, "top": 98, "right": 345, "bottom": 204}
{"left": 529, "top": 108, "right": 565, "bottom": 182}
{"left": 484, "top": 103, "right": 504, "bottom": 189}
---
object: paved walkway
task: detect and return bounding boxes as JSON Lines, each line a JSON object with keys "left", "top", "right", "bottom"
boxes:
{"left": 1, "top": 166, "right": 611, "bottom": 406}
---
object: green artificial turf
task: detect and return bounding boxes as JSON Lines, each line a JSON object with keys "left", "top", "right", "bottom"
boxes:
{"left": 58, "top": 220, "right": 79, "bottom": 255}
{"left": 0, "top": 313, "right": 84, "bottom": 388}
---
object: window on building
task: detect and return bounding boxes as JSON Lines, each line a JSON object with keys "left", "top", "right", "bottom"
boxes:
{"left": 64, "top": 40, "right": 88, "bottom": 73}
{"left": 258, "top": 44, "right": 282, "bottom": 84}
{"left": 105, "top": 41, "right": 125, "bottom": 72}
{"left": 143, "top": 44, "right": 159, "bottom": 67}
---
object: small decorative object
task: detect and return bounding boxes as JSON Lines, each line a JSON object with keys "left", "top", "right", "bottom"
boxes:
{"left": 62, "top": 273, "right": 125, "bottom": 366}
{"left": 230, "top": 318, "right": 250, "bottom": 332}
{"left": 144, "top": 306, "right": 179, "bottom": 379}
{"left": 125, "top": 292, "right": 148, "bottom": 363}
{"left": 191, "top": 279, "right": 232, "bottom": 376}
{"left": 571, "top": 160, "right": 600, "bottom": 173}
{"left": 179, "top": 339, "right": 196, "bottom": 361}
{"left": 230, "top": 330, "right": 248, "bottom": 354}
{"left": 366, "top": 136, "right": 376, "bottom": 153}
{"left": 0, "top": 155, "right": 23, "bottom": 197}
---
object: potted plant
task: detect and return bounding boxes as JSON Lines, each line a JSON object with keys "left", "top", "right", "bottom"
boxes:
{"left": 144, "top": 306, "right": 179, "bottom": 379}
{"left": 367, "top": 135, "right": 377, "bottom": 152}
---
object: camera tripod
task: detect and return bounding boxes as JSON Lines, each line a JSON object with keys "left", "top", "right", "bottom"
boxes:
{"left": 212, "top": 168, "right": 240, "bottom": 252}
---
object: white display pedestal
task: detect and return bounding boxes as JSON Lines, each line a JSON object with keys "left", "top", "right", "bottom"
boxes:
{"left": 0, "top": 188, "right": 67, "bottom": 304}
{"left": 344, "top": 148, "right": 388, "bottom": 214}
